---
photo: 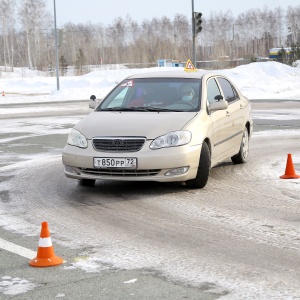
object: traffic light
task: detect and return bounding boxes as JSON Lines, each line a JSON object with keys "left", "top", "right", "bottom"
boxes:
{"left": 193, "top": 12, "right": 202, "bottom": 35}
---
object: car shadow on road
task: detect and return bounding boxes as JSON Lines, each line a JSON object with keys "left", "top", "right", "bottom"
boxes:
{"left": 63, "top": 160, "right": 240, "bottom": 207}
{"left": 64, "top": 179, "right": 201, "bottom": 207}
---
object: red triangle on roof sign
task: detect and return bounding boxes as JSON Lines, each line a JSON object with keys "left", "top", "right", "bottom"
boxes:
{"left": 184, "top": 59, "right": 196, "bottom": 72}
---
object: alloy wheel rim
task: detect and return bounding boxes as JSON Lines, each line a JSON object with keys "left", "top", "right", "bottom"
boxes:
{"left": 242, "top": 129, "right": 249, "bottom": 159}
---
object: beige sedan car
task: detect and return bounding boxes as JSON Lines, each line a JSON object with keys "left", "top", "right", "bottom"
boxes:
{"left": 62, "top": 71, "right": 253, "bottom": 188}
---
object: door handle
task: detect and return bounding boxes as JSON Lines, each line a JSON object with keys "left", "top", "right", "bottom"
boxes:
{"left": 226, "top": 111, "right": 230, "bottom": 116}
{"left": 240, "top": 104, "right": 244, "bottom": 109}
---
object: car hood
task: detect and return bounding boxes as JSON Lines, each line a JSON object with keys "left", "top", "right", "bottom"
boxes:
{"left": 75, "top": 111, "right": 197, "bottom": 139}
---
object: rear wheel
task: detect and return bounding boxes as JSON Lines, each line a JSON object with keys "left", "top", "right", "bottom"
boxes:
{"left": 78, "top": 179, "right": 96, "bottom": 186}
{"left": 231, "top": 126, "right": 249, "bottom": 164}
{"left": 186, "top": 142, "right": 211, "bottom": 189}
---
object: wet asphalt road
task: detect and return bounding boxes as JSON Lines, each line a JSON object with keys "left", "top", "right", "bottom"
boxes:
{"left": 0, "top": 99, "right": 300, "bottom": 299}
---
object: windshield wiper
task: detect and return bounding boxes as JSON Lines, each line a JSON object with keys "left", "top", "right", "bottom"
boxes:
{"left": 100, "top": 107, "right": 143, "bottom": 111}
{"left": 100, "top": 106, "right": 183, "bottom": 112}
{"left": 142, "top": 107, "right": 183, "bottom": 112}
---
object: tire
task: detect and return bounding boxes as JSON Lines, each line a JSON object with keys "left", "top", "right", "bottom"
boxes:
{"left": 78, "top": 179, "right": 96, "bottom": 186}
{"left": 186, "top": 142, "right": 211, "bottom": 189}
{"left": 231, "top": 126, "right": 249, "bottom": 164}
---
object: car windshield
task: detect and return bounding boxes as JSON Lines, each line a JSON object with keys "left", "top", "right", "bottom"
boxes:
{"left": 97, "top": 78, "right": 202, "bottom": 112}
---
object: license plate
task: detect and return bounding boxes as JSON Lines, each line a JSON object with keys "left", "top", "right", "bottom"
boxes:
{"left": 94, "top": 157, "right": 137, "bottom": 169}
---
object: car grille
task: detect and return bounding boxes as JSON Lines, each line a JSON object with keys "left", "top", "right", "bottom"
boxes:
{"left": 78, "top": 168, "right": 161, "bottom": 177}
{"left": 92, "top": 137, "right": 146, "bottom": 152}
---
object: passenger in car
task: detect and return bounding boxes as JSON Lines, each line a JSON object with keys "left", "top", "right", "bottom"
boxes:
{"left": 128, "top": 86, "right": 156, "bottom": 107}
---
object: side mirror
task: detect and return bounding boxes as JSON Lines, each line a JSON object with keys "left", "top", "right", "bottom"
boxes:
{"left": 209, "top": 100, "right": 228, "bottom": 112}
{"left": 89, "top": 95, "right": 101, "bottom": 109}
{"left": 214, "top": 95, "right": 223, "bottom": 101}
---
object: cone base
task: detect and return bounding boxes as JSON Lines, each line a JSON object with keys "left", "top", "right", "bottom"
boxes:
{"left": 29, "top": 256, "right": 64, "bottom": 267}
{"left": 280, "top": 174, "right": 300, "bottom": 179}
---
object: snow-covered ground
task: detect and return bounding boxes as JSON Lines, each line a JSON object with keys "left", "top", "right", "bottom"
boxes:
{"left": 1, "top": 61, "right": 300, "bottom": 104}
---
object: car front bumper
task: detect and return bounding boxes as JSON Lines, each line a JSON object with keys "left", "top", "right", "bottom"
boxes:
{"left": 62, "top": 140, "right": 202, "bottom": 183}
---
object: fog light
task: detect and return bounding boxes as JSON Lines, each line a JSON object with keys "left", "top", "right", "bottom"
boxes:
{"left": 64, "top": 165, "right": 80, "bottom": 175}
{"left": 165, "top": 166, "right": 189, "bottom": 176}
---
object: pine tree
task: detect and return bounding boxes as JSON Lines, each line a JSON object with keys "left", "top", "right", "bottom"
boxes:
{"left": 59, "top": 55, "right": 68, "bottom": 76}
{"left": 75, "top": 49, "right": 85, "bottom": 75}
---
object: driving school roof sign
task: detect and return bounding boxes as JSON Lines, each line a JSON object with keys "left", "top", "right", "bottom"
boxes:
{"left": 184, "top": 59, "right": 197, "bottom": 72}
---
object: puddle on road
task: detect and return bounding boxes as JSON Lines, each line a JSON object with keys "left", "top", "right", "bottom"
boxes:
{"left": 0, "top": 115, "right": 80, "bottom": 168}
{"left": 0, "top": 190, "right": 11, "bottom": 203}
{"left": 253, "top": 124, "right": 292, "bottom": 132}
{"left": 0, "top": 133, "right": 69, "bottom": 168}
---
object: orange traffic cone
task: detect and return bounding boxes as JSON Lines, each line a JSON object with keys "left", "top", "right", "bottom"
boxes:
{"left": 29, "top": 221, "right": 64, "bottom": 267}
{"left": 2, "top": 91, "right": 5, "bottom": 96}
{"left": 280, "top": 153, "right": 300, "bottom": 179}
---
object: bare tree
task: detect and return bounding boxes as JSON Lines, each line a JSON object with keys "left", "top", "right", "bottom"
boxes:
{"left": 1, "top": 4, "right": 299, "bottom": 73}
{"left": 18, "top": 0, "right": 51, "bottom": 69}
{"left": 286, "top": 5, "right": 300, "bottom": 46}
{"left": 0, "top": 0, "right": 15, "bottom": 70}
{"left": 75, "top": 48, "right": 85, "bottom": 74}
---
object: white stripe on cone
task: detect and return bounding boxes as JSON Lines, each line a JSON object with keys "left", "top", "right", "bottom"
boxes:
{"left": 38, "top": 237, "right": 52, "bottom": 247}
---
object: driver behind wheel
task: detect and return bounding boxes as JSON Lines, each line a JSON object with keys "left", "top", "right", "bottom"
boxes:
{"left": 179, "top": 84, "right": 198, "bottom": 106}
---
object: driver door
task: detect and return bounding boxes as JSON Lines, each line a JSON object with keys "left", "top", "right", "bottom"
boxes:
{"left": 207, "top": 77, "right": 233, "bottom": 163}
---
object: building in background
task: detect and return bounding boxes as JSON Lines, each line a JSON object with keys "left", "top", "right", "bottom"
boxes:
{"left": 157, "top": 59, "right": 184, "bottom": 67}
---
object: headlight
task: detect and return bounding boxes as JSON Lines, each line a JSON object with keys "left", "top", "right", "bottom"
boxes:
{"left": 150, "top": 131, "right": 192, "bottom": 149}
{"left": 67, "top": 128, "right": 88, "bottom": 148}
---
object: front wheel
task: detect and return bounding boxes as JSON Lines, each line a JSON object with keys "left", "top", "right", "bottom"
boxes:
{"left": 231, "top": 127, "right": 249, "bottom": 164}
{"left": 185, "top": 142, "right": 211, "bottom": 189}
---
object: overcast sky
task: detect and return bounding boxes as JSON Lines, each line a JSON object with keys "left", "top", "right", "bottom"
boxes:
{"left": 46, "top": 0, "right": 298, "bottom": 27}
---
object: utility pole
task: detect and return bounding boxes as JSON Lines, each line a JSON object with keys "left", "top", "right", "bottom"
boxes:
{"left": 54, "top": 0, "right": 60, "bottom": 90}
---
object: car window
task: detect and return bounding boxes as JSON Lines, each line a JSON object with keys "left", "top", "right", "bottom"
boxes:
{"left": 105, "top": 87, "right": 129, "bottom": 108}
{"left": 217, "top": 77, "right": 239, "bottom": 103}
{"left": 97, "top": 78, "right": 202, "bottom": 112}
{"left": 100, "top": 87, "right": 128, "bottom": 108}
{"left": 207, "top": 78, "right": 221, "bottom": 104}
